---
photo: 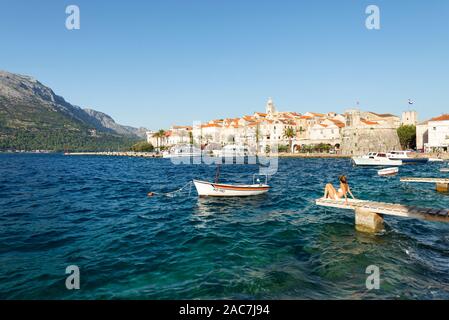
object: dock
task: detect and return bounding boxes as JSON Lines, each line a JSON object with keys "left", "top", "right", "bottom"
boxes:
{"left": 64, "top": 151, "right": 160, "bottom": 158}
{"left": 316, "top": 198, "right": 449, "bottom": 233}
{"left": 400, "top": 177, "right": 449, "bottom": 192}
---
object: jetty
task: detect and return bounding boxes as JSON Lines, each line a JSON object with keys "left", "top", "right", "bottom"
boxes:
{"left": 315, "top": 198, "right": 449, "bottom": 233}
{"left": 400, "top": 177, "right": 449, "bottom": 192}
{"left": 64, "top": 151, "right": 160, "bottom": 158}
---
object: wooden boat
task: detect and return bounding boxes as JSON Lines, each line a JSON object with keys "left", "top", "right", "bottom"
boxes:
{"left": 378, "top": 167, "right": 399, "bottom": 176}
{"left": 193, "top": 180, "right": 269, "bottom": 197}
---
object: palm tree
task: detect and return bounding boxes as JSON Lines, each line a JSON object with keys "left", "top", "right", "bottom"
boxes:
{"left": 283, "top": 127, "right": 296, "bottom": 153}
{"left": 157, "top": 129, "right": 166, "bottom": 149}
{"left": 255, "top": 123, "right": 261, "bottom": 155}
{"left": 153, "top": 129, "right": 166, "bottom": 152}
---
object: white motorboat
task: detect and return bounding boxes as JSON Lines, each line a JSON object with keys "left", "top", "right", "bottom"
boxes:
{"left": 378, "top": 167, "right": 399, "bottom": 176}
{"left": 213, "top": 144, "right": 251, "bottom": 158}
{"left": 162, "top": 145, "right": 202, "bottom": 158}
{"left": 428, "top": 158, "right": 444, "bottom": 162}
{"left": 387, "top": 151, "right": 428, "bottom": 164}
{"left": 193, "top": 180, "right": 269, "bottom": 197}
{"left": 441, "top": 168, "right": 449, "bottom": 173}
{"left": 352, "top": 152, "right": 403, "bottom": 166}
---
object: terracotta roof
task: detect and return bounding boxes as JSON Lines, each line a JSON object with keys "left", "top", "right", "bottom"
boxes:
{"left": 430, "top": 114, "right": 449, "bottom": 121}
{"left": 369, "top": 112, "right": 397, "bottom": 118}
{"left": 201, "top": 123, "right": 221, "bottom": 128}
{"left": 361, "top": 119, "right": 379, "bottom": 125}
{"left": 329, "top": 119, "right": 345, "bottom": 128}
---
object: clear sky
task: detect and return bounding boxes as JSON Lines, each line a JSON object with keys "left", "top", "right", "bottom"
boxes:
{"left": 1, "top": 0, "right": 448, "bottom": 129}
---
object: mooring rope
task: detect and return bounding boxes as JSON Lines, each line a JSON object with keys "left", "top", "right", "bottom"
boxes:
{"left": 148, "top": 181, "right": 193, "bottom": 198}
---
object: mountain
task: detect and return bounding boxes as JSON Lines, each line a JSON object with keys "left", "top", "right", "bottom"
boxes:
{"left": 0, "top": 70, "right": 148, "bottom": 151}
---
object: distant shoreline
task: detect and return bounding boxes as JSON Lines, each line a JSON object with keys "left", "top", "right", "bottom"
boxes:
{"left": 2, "top": 151, "right": 448, "bottom": 160}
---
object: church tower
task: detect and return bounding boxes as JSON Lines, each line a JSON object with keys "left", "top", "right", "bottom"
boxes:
{"left": 266, "top": 97, "right": 276, "bottom": 114}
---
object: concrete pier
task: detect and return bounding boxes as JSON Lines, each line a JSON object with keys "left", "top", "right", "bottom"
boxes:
{"left": 316, "top": 198, "right": 449, "bottom": 233}
{"left": 64, "top": 151, "right": 160, "bottom": 158}
{"left": 400, "top": 177, "right": 449, "bottom": 193}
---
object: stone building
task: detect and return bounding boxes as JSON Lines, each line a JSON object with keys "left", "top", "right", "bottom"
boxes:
{"left": 401, "top": 110, "right": 418, "bottom": 126}
{"left": 340, "top": 109, "right": 401, "bottom": 155}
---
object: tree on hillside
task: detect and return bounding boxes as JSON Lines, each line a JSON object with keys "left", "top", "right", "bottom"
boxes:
{"left": 397, "top": 125, "right": 416, "bottom": 150}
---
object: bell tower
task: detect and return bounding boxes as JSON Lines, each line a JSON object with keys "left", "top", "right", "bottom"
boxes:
{"left": 266, "top": 97, "right": 276, "bottom": 114}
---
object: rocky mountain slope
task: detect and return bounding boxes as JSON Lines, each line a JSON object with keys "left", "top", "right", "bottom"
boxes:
{"left": 0, "top": 70, "right": 147, "bottom": 151}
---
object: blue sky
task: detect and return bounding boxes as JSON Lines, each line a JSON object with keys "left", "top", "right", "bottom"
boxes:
{"left": 0, "top": 0, "right": 448, "bottom": 129}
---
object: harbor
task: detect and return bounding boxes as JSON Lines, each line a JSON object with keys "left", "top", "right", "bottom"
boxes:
{"left": 1, "top": 153, "right": 449, "bottom": 299}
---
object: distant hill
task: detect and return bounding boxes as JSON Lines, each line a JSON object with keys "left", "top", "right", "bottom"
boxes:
{"left": 0, "top": 70, "right": 148, "bottom": 151}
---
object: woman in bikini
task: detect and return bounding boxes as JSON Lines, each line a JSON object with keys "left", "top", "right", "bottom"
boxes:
{"left": 324, "top": 175, "right": 355, "bottom": 204}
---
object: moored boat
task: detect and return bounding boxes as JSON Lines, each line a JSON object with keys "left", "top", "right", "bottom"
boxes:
{"left": 387, "top": 151, "right": 428, "bottom": 164}
{"left": 162, "top": 145, "right": 202, "bottom": 158}
{"left": 428, "top": 158, "right": 444, "bottom": 162}
{"left": 352, "top": 152, "right": 403, "bottom": 166}
{"left": 378, "top": 167, "right": 399, "bottom": 176}
{"left": 193, "top": 180, "right": 269, "bottom": 197}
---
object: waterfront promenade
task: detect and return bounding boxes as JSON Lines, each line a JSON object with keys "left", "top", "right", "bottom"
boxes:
{"left": 64, "top": 151, "right": 160, "bottom": 158}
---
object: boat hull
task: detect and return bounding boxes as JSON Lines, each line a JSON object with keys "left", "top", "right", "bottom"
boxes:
{"left": 378, "top": 167, "right": 399, "bottom": 176}
{"left": 193, "top": 180, "right": 269, "bottom": 197}
{"left": 389, "top": 158, "right": 428, "bottom": 164}
{"left": 352, "top": 157, "right": 402, "bottom": 166}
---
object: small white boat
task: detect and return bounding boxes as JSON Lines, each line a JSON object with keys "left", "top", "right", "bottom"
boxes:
{"left": 193, "top": 179, "right": 269, "bottom": 197}
{"left": 162, "top": 145, "right": 202, "bottom": 158}
{"left": 378, "top": 167, "right": 399, "bottom": 176}
{"left": 352, "top": 152, "right": 403, "bottom": 166}
{"left": 428, "top": 158, "right": 444, "bottom": 162}
{"left": 441, "top": 168, "right": 449, "bottom": 173}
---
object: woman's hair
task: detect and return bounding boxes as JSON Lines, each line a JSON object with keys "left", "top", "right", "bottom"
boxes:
{"left": 339, "top": 175, "right": 348, "bottom": 184}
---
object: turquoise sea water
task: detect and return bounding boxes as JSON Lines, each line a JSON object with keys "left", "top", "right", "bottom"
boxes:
{"left": 0, "top": 153, "right": 449, "bottom": 299}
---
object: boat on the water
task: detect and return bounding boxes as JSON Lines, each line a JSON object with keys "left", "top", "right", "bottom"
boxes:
{"left": 387, "top": 151, "right": 428, "bottom": 164}
{"left": 441, "top": 168, "right": 449, "bottom": 173}
{"left": 162, "top": 145, "right": 202, "bottom": 158}
{"left": 352, "top": 152, "right": 403, "bottom": 166}
{"left": 193, "top": 180, "right": 270, "bottom": 197}
{"left": 428, "top": 158, "right": 444, "bottom": 162}
{"left": 194, "top": 166, "right": 269, "bottom": 197}
{"left": 378, "top": 167, "right": 399, "bottom": 176}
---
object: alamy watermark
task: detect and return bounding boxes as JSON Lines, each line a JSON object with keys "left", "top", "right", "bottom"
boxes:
{"left": 365, "top": 265, "right": 380, "bottom": 290}
{"left": 365, "top": 5, "right": 380, "bottom": 30}
{"left": 167, "top": 121, "right": 279, "bottom": 176}
{"left": 65, "top": 265, "right": 80, "bottom": 290}
{"left": 66, "top": 5, "right": 80, "bottom": 30}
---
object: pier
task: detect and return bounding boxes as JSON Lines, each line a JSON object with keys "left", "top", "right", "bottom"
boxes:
{"left": 315, "top": 198, "right": 449, "bottom": 233}
{"left": 400, "top": 177, "right": 449, "bottom": 192}
{"left": 64, "top": 151, "right": 160, "bottom": 158}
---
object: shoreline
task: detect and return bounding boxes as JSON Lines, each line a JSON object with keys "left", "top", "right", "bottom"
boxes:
{"left": 2, "top": 151, "right": 448, "bottom": 160}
